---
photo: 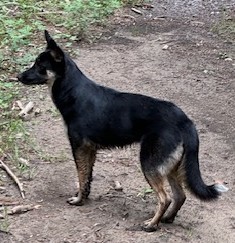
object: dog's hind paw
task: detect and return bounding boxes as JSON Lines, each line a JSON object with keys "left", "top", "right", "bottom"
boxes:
{"left": 67, "top": 196, "right": 84, "bottom": 206}
{"left": 142, "top": 224, "right": 158, "bottom": 232}
{"left": 160, "top": 216, "right": 175, "bottom": 224}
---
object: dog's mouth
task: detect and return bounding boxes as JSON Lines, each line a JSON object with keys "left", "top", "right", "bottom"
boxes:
{"left": 17, "top": 73, "right": 47, "bottom": 85}
{"left": 17, "top": 77, "right": 46, "bottom": 85}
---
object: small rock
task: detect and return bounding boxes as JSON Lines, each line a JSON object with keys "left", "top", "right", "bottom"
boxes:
{"left": 162, "top": 44, "right": 169, "bottom": 50}
{"left": 19, "top": 158, "right": 30, "bottom": 167}
{"left": 0, "top": 186, "right": 6, "bottom": 193}
{"left": 225, "top": 57, "right": 233, "bottom": 61}
{"left": 191, "top": 21, "right": 204, "bottom": 27}
{"left": 21, "top": 114, "right": 32, "bottom": 121}
{"left": 114, "top": 180, "right": 123, "bottom": 191}
{"left": 15, "top": 133, "right": 24, "bottom": 139}
{"left": 34, "top": 108, "right": 41, "bottom": 116}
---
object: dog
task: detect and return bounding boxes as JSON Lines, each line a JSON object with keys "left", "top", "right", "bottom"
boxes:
{"left": 17, "top": 30, "right": 228, "bottom": 232}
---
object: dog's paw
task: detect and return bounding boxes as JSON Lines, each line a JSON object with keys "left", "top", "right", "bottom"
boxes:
{"left": 160, "top": 216, "right": 174, "bottom": 224}
{"left": 142, "top": 224, "right": 158, "bottom": 232}
{"left": 126, "top": 223, "right": 158, "bottom": 232}
{"left": 67, "top": 196, "right": 84, "bottom": 206}
{"left": 142, "top": 219, "right": 158, "bottom": 232}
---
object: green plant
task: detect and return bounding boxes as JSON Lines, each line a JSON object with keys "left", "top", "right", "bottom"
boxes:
{"left": 57, "top": 0, "right": 122, "bottom": 36}
{"left": 137, "top": 187, "right": 154, "bottom": 199}
{"left": 18, "top": 161, "right": 38, "bottom": 180}
{"left": 0, "top": 79, "right": 29, "bottom": 161}
{"left": 211, "top": 8, "right": 235, "bottom": 40}
{"left": 0, "top": 81, "right": 17, "bottom": 111}
{"left": 121, "top": 0, "right": 147, "bottom": 5}
{"left": 0, "top": 1, "right": 44, "bottom": 51}
{"left": 0, "top": 207, "right": 10, "bottom": 233}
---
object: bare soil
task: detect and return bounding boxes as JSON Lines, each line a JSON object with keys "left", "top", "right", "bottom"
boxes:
{"left": 1, "top": 1, "right": 235, "bottom": 242}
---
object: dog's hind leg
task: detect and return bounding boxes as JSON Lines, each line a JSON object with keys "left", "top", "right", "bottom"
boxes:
{"left": 67, "top": 145, "right": 96, "bottom": 206}
{"left": 140, "top": 131, "right": 184, "bottom": 231}
{"left": 161, "top": 173, "right": 186, "bottom": 224}
{"left": 142, "top": 173, "right": 171, "bottom": 232}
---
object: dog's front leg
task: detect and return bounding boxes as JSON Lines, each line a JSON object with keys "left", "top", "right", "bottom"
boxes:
{"left": 67, "top": 144, "right": 96, "bottom": 206}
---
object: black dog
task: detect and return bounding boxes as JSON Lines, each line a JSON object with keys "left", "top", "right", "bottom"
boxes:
{"left": 18, "top": 31, "right": 227, "bottom": 232}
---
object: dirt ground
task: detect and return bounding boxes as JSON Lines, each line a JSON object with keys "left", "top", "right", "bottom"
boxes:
{"left": 1, "top": 1, "right": 235, "bottom": 242}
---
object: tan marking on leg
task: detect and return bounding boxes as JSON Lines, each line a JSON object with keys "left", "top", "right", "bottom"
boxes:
{"left": 67, "top": 145, "right": 96, "bottom": 205}
{"left": 143, "top": 175, "right": 171, "bottom": 231}
{"left": 161, "top": 173, "right": 186, "bottom": 223}
{"left": 158, "top": 143, "right": 184, "bottom": 176}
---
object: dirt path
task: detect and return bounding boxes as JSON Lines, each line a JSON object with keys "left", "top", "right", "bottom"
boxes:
{"left": 1, "top": 1, "right": 235, "bottom": 242}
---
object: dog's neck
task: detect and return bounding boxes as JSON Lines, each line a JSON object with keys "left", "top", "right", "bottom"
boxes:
{"left": 46, "top": 70, "right": 56, "bottom": 96}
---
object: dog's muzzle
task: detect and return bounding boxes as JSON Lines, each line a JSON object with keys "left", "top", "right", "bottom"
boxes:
{"left": 17, "top": 73, "right": 23, "bottom": 82}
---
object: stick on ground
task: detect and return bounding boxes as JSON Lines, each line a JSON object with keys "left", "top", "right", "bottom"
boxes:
{"left": 0, "top": 204, "right": 41, "bottom": 218}
{"left": 0, "top": 197, "right": 20, "bottom": 206}
{"left": 0, "top": 159, "right": 25, "bottom": 199}
{"left": 18, "top": 101, "right": 34, "bottom": 118}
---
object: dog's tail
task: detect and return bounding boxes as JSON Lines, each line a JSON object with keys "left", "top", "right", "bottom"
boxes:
{"left": 182, "top": 121, "right": 228, "bottom": 200}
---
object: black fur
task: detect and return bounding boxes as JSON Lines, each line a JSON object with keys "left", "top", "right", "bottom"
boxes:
{"left": 18, "top": 31, "right": 222, "bottom": 229}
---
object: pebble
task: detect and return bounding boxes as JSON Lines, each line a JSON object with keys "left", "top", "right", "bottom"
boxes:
{"left": 162, "top": 44, "right": 169, "bottom": 50}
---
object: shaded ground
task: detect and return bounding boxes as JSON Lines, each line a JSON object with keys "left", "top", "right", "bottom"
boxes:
{"left": 1, "top": 1, "right": 235, "bottom": 242}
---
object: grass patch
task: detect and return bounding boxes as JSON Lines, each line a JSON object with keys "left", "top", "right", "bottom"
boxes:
{"left": 0, "top": 0, "right": 142, "bottom": 71}
{"left": 0, "top": 80, "right": 32, "bottom": 171}
{"left": 212, "top": 11, "right": 235, "bottom": 41}
{"left": 58, "top": 1, "right": 122, "bottom": 35}
{"left": 0, "top": 207, "right": 10, "bottom": 233}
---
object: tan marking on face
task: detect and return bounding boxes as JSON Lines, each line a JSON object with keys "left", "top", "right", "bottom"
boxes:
{"left": 158, "top": 143, "right": 184, "bottom": 176}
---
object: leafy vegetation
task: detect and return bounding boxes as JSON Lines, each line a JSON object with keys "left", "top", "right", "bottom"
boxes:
{"left": 0, "top": 80, "right": 31, "bottom": 170}
{"left": 212, "top": 18, "right": 235, "bottom": 40}
{"left": 0, "top": 207, "right": 10, "bottom": 233}
{"left": 211, "top": 9, "right": 235, "bottom": 40}
{"left": 58, "top": 0, "right": 122, "bottom": 34}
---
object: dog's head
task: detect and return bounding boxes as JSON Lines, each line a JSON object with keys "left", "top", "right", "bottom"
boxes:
{"left": 18, "top": 30, "right": 65, "bottom": 85}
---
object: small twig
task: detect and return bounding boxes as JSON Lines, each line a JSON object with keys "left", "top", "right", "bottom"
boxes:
{"left": 18, "top": 101, "right": 34, "bottom": 117}
{"left": 135, "top": 3, "right": 154, "bottom": 9}
{"left": 131, "top": 8, "right": 143, "bottom": 15}
{"left": 8, "top": 204, "right": 41, "bottom": 215}
{"left": 8, "top": 77, "right": 18, "bottom": 82}
{"left": 0, "top": 204, "right": 41, "bottom": 218}
{"left": 37, "top": 11, "right": 64, "bottom": 15}
{"left": 0, "top": 197, "right": 20, "bottom": 206}
{"left": 0, "top": 160, "right": 25, "bottom": 199}
{"left": 153, "top": 16, "right": 168, "bottom": 19}
{"left": 123, "top": 14, "right": 136, "bottom": 20}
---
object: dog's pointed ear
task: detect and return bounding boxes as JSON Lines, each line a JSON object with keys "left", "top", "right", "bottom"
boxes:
{"left": 44, "top": 30, "right": 64, "bottom": 62}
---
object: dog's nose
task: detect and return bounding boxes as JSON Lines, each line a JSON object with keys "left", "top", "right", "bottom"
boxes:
{"left": 17, "top": 73, "right": 23, "bottom": 81}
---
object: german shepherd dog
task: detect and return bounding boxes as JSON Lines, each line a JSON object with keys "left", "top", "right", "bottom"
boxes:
{"left": 18, "top": 31, "right": 227, "bottom": 232}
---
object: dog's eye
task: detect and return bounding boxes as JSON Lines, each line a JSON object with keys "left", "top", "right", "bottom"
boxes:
{"left": 37, "top": 65, "right": 46, "bottom": 74}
